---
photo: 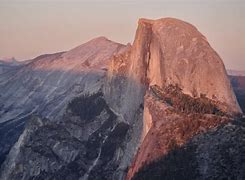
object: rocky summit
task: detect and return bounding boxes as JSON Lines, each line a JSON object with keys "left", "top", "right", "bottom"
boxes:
{"left": 0, "top": 18, "right": 244, "bottom": 180}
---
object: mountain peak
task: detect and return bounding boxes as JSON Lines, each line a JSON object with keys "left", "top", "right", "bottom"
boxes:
{"left": 138, "top": 17, "right": 197, "bottom": 28}
{"left": 26, "top": 35, "right": 127, "bottom": 73}
{"left": 67, "top": 36, "right": 123, "bottom": 53}
{"left": 124, "top": 17, "right": 243, "bottom": 180}
{"left": 139, "top": 17, "right": 182, "bottom": 23}
{"left": 133, "top": 17, "right": 241, "bottom": 114}
{"left": 90, "top": 36, "right": 110, "bottom": 42}
{"left": 81, "top": 36, "right": 117, "bottom": 47}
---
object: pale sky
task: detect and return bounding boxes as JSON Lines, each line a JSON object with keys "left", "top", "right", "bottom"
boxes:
{"left": 0, "top": 0, "right": 244, "bottom": 70}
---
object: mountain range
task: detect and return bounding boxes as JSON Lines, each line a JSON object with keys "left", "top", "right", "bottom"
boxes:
{"left": 0, "top": 18, "right": 244, "bottom": 180}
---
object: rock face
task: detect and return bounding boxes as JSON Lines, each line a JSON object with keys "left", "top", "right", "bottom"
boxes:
{"left": 0, "top": 17, "right": 243, "bottom": 180}
{"left": 0, "top": 37, "right": 127, "bottom": 173}
{"left": 133, "top": 18, "right": 240, "bottom": 114}
{"left": 124, "top": 18, "right": 242, "bottom": 179}
{"left": 127, "top": 85, "right": 236, "bottom": 180}
{"left": 0, "top": 37, "right": 125, "bottom": 124}
{"left": 0, "top": 93, "right": 130, "bottom": 180}
{"left": 132, "top": 117, "right": 245, "bottom": 180}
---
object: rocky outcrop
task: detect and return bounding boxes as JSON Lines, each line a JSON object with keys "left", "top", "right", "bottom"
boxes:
{"left": 134, "top": 18, "right": 240, "bottom": 114}
{"left": 105, "top": 19, "right": 241, "bottom": 179}
{"left": 125, "top": 18, "right": 241, "bottom": 179}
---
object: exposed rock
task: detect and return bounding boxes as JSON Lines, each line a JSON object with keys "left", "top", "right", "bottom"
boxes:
{"left": 125, "top": 18, "right": 241, "bottom": 179}
{"left": 0, "top": 37, "right": 127, "bottom": 169}
{"left": 0, "top": 37, "right": 126, "bottom": 124}
{"left": 134, "top": 18, "right": 240, "bottom": 115}
{"left": 0, "top": 17, "right": 242, "bottom": 180}
{"left": 132, "top": 118, "right": 245, "bottom": 180}
{"left": 0, "top": 93, "right": 129, "bottom": 180}
{"left": 127, "top": 85, "right": 232, "bottom": 180}
{"left": 105, "top": 18, "right": 241, "bottom": 179}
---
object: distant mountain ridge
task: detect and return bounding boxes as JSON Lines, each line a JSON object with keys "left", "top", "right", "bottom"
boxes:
{"left": 228, "top": 71, "right": 245, "bottom": 113}
{"left": 0, "top": 57, "right": 17, "bottom": 64}
{"left": 227, "top": 69, "right": 245, "bottom": 77}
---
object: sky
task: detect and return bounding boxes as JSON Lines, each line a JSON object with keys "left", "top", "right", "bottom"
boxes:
{"left": 0, "top": 0, "right": 244, "bottom": 70}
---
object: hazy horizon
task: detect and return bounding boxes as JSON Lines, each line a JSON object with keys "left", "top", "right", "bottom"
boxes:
{"left": 0, "top": 0, "right": 244, "bottom": 70}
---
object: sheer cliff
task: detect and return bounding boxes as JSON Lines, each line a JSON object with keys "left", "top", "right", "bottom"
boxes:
{"left": 128, "top": 18, "right": 240, "bottom": 115}
{"left": 123, "top": 18, "right": 242, "bottom": 179}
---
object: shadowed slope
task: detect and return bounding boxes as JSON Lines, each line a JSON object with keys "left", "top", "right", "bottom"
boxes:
{"left": 132, "top": 117, "right": 245, "bottom": 180}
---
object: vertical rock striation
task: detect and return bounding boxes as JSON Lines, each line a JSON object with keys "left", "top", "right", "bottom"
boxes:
{"left": 133, "top": 18, "right": 240, "bottom": 114}
{"left": 124, "top": 18, "right": 242, "bottom": 179}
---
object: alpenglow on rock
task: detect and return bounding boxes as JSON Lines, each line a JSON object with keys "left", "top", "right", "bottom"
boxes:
{"left": 133, "top": 18, "right": 241, "bottom": 114}
{"left": 105, "top": 17, "right": 242, "bottom": 179}
{"left": 124, "top": 18, "right": 243, "bottom": 179}
{"left": 0, "top": 17, "right": 243, "bottom": 180}
{"left": 0, "top": 37, "right": 127, "bottom": 173}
